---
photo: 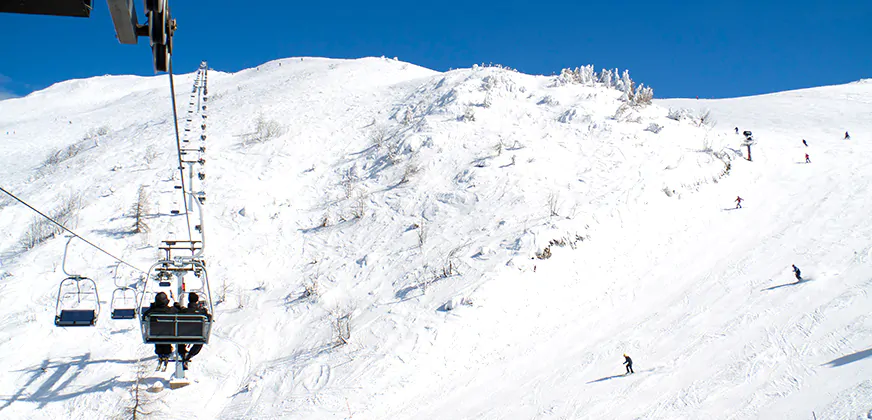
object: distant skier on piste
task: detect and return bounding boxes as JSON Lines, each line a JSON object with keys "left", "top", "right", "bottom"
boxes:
{"left": 623, "top": 354, "right": 634, "bottom": 374}
{"left": 805, "top": 153, "right": 810, "bottom": 163}
{"left": 735, "top": 196, "right": 743, "bottom": 209}
{"left": 792, "top": 264, "right": 802, "bottom": 281}
{"left": 845, "top": 131, "right": 851, "bottom": 140}
{"left": 802, "top": 139, "right": 808, "bottom": 147}
{"left": 735, "top": 127, "right": 739, "bottom": 134}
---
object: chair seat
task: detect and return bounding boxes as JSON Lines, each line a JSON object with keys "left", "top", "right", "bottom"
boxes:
{"left": 111, "top": 308, "right": 136, "bottom": 319}
{"left": 56, "top": 309, "right": 96, "bottom": 326}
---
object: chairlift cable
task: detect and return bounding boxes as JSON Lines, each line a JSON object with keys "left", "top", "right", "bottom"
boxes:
{"left": 167, "top": 58, "right": 193, "bottom": 243}
{"left": 0, "top": 186, "right": 146, "bottom": 274}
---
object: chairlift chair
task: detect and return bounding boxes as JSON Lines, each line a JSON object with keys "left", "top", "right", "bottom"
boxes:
{"left": 139, "top": 257, "right": 214, "bottom": 345}
{"left": 110, "top": 287, "right": 139, "bottom": 320}
{"left": 55, "top": 276, "right": 100, "bottom": 327}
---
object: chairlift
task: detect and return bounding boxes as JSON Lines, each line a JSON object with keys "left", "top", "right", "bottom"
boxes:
{"left": 54, "top": 237, "right": 100, "bottom": 327}
{"left": 55, "top": 276, "right": 100, "bottom": 327}
{"left": 110, "top": 263, "right": 140, "bottom": 320}
{"left": 139, "top": 252, "right": 213, "bottom": 345}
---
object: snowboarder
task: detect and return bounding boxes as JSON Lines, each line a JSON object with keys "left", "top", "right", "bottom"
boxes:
{"left": 143, "top": 292, "right": 177, "bottom": 370}
{"left": 792, "top": 264, "right": 802, "bottom": 281}
{"left": 177, "top": 292, "right": 208, "bottom": 370}
{"left": 805, "top": 153, "right": 810, "bottom": 163}
{"left": 845, "top": 131, "right": 851, "bottom": 140}
{"left": 735, "top": 196, "right": 743, "bottom": 209}
{"left": 623, "top": 354, "right": 634, "bottom": 374}
{"left": 802, "top": 139, "right": 808, "bottom": 147}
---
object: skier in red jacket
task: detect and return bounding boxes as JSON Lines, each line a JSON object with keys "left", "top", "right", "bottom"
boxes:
{"left": 735, "top": 196, "right": 743, "bottom": 209}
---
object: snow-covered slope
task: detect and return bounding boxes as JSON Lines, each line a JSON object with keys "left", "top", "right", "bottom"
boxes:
{"left": 0, "top": 58, "right": 870, "bottom": 419}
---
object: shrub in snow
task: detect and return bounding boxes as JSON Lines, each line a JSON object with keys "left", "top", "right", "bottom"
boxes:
{"left": 84, "top": 125, "right": 110, "bottom": 140}
{"left": 558, "top": 109, "right": 577, "bottom": 123}
{"left": 244, "top": 114, "right": 285, "bottom": 144}
{"left": 459, "top": 106, "right": 476, "bottom": 122}
{"left": 695, "top": 109, "right": 716, "bottom": 128}
{"left": 440, "top": 296, "right": 473, "bottom": 311}
{"left": 144, "top": 145, "right": 159, "bottom": 165}
{"left": 537, "top": 95, "right": 559, "bottom": 106}
{"left": 131, "top": 185, "right": 150, "bottom": 234}
{"left": 667, "top": 108, "right": 691, "bottom": 121}
{"left": 19, "top": 193, "right": 82, "bottom": 250}
{"left": 635, "top": 84, "right": 654, "bottom": 105}
{"left": 645, "top": 123, "right": 663, "bottom": 134}
{"left": 554, "top": 66, "right": 654, "bottom": 106}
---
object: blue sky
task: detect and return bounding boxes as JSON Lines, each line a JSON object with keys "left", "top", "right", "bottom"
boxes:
{"left": 0, "top": 0, "right": 869, "bottom": 99}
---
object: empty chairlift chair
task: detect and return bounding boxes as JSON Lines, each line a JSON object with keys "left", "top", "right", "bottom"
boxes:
{"left": 55, "top": 276, "right": 100, "bottom": 327}
{"left": 110, "top": 287, "right": 139, "bottom": 320}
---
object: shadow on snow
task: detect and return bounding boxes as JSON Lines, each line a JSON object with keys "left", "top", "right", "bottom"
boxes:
{"left": 823, "top": 347, "right": 872, "bottom": 368}
{"left": 0, "top": 353, "right": 141, "bottom": 412}
{"left": 762, "top": 278, "right": 811, "bottom": 291}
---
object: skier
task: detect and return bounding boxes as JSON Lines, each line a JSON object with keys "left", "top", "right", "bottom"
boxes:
{"left": 802, "top": 139, "right": 808, "bottom": 147}
{"left": 805, "top": 153, "right": 810, "bottom": 163}
{"left": 143, "top": 292, "right": 177, "bottom": 370}
{"left": 735, "top": 127, "right": 739, "bottom": 134}
{"left": 735, "top": 196, "right": 743, "bottom": 209}
{"left": 623, "top": 354, "right": 634, "bottom": 374}
{"left": 792, "top": 264, "right": 802, "bottom": 281}
{"left": 177, "top": 292, "right": 208, "bottom": 370}
{"left": 845, "top": 131, "right": 851, "bottom": 140}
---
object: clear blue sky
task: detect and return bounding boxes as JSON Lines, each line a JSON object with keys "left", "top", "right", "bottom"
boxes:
{"left": 0, "top": 0, "right": 869, "bottom": 99}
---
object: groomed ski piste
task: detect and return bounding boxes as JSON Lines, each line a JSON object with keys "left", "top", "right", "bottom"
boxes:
{"left": 0, "top": 57, "right": 870, "bottom": 419}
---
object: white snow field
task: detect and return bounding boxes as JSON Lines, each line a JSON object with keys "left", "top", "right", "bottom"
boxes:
{"left": 0, "top": 58, "right": 870, "bottom": 419}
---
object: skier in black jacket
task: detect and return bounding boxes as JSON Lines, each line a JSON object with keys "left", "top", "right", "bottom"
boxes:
{"left": 143, "top": 292, "right": 177, "bottom": 368}
{"left": 792, "top": 265, "right": 802, "bottom": 281}
{"left": 623, "top": 354, "right": 634, "bottom": 374}
{"left": 177, "top": 292, "right": 208, "bottom": 369}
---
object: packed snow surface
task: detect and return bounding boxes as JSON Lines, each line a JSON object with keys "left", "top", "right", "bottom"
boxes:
{"left": 0, "top": 57, "right": 871, "bottom": 419}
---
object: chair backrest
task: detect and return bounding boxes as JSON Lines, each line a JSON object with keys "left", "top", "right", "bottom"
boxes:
{"left": 142, "top": 313, "right": 211, "bottom": 344}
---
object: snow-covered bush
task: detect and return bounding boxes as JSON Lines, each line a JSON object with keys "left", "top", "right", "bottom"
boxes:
{"left": 645, "top": 123, "right": 663, "bottom": 134}
{"left": 131, "top": 185, "right": 149, "bottom": 234}
{"left": 19, "top": 193, "right": 82, "bottom": 250}
{"left": 459, "top": 106, "right": 475, "bottom": 122}
{"left": 695, "top": 109, "right": 716, "bottom": 128}
{"left": 243, "top": 114, "right": 285, "bottom": 144}
{"left": 554, "top": 66, "right": 654, "bottom": 106}
{"left": 667, "top": 108, "right": 690, "bottom": 121}
{"left": 84, "top": 125, "right": 110, "bottom": 140}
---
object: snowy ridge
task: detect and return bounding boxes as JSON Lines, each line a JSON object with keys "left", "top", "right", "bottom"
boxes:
{"left": 0, "top": 57, "right": 870, "bottom": 419}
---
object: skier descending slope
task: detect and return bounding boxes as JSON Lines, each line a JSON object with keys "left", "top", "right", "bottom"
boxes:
{"left": 735, "top": 196, "right": 743, "bottom": 209}
{"left": 845, "top": 131, "right": 851, "bottom": 139}
{"left": 792, "top": 264, "right": 802, "bottom": 282}
{"left": 623, "top": 354, "right": 634, "bottom": 374}
{"left": 805, "top": 153, "right": 811, "bottom": 163}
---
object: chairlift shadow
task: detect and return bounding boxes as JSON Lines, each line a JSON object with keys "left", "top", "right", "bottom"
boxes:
{"left": 1, "top": 354, "right": 141, "bottom": 411}
{"left": 762, "top": 278, "right": 811, "bottom": 291}
{"left": 91, "top": 228, "right": 137, "bottom": 239}
{"left": 823, "top": 347, "right": 872, "bottom": 367}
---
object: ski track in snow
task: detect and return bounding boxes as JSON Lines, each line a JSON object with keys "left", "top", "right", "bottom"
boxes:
{"left": 0, "top": 59, "right": 871, "bottom": 419}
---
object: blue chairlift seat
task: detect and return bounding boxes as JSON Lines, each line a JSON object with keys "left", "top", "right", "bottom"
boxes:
{"left": 55, "top": 309, "right": 97, "bottom": 327}
{"left": 111, "top": 308, "right": 137, "bottom": 320}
